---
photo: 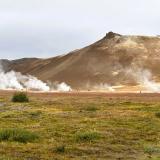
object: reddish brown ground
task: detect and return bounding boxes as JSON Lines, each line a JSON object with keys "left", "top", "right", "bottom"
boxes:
{"left": 1, "top": 90, "right": 160, "bottom": 103}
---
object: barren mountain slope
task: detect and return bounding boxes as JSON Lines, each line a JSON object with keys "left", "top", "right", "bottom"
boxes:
{"left": 2, "top": 32, "right": 160, "bottom": 90}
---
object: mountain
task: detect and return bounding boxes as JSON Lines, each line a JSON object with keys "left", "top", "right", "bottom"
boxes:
{"left": 1, "top": 32, "right": 160, "bottom": 91}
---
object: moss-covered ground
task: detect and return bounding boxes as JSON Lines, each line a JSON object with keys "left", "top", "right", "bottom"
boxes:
{"left": 0, "top": 92, "right": 160, "bottom": 160}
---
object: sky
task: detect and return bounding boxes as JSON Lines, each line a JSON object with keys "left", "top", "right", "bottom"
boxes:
{"left": 0, "top": 0, "right": 160, "bottom": 60}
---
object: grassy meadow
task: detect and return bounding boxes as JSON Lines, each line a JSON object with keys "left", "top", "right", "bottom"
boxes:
{"left": 0, "top": 92, "right": 160, "bottom": 160}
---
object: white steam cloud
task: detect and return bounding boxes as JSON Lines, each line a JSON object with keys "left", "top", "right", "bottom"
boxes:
{"left": 127, "top": 68, "right": 160, "bottom": 92}
{"left": 0, "top": 64, "right": 72, "bottom": 92}
{"left": 92, "top": 69, "right": 160, "bottom": 93}
{"left": 48, "top": 81, "right": 72, "bottom": 92}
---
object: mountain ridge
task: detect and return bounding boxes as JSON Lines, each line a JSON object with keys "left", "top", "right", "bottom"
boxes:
{"left": 1, "top": 32, "right": 160, "bottom": 91}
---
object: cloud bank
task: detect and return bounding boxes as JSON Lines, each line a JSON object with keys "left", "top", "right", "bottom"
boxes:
{"left": 0, "top": 0, "right": 160, "bottom": 59}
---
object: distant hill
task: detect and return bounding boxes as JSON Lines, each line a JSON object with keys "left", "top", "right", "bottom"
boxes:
{"left": 1, "top": 32, "right": 160, "bottom": 91}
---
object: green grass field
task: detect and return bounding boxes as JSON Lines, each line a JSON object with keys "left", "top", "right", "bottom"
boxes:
{"left": 0, "top": 92, "right": 160, "bottom": 160}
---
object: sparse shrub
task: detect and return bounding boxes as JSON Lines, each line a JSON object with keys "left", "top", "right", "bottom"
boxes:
{"left": 144, "top": 146, "right": 160, "bottom": 155}
{"left": 155, "top": 112, "right": 160, "bottom": 118}
{"left": 0, "top": 156, "right": 13, "bottom": 160}
{"left": 29, "top": 111, "right": 41, "bottom": 119}
{"left": 75, "top": 131, "right": 100, "bottom": 142}
{"left": 120, "top": 101, "right": 132, "bottom": 105}
{"left": 12, "top": 92, "right": 29, "bottom": 103}
{"left": 85, "top": 106, "right": 98, "bottom": 112}
{"left": 55, "top": 145, "right": 66, "bottom": 153}
{"left": 0, "top": 128, "right": 39, "bottom": 143}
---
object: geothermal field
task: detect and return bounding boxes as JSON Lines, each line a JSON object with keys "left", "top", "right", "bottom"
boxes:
{"left": 2, "top": 32, "right": 160, "bottom": 93}
{"left": 1, "top": 0, "right": 160, "bottom": 159}
{"left": 1, "top": 32, "right": 160, "bottom": 159}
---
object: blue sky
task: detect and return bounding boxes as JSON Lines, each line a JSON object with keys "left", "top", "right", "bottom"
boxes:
{"left": 0, "top": 0, "right": 160, "bottom": 59}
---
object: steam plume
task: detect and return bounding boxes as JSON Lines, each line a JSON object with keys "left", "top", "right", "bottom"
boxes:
{"left": 0, "top": 64, "right": 72, "bottom": 92}
{"left": 127, "top": 68, "right": 160, "bottom": 92}
{"left": 48, "top": 81, "right": 72, "bottom": 92}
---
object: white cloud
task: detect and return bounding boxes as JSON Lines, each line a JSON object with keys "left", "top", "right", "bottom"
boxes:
{"left": 0, "top": 0, "right": 160, "bottom": 59}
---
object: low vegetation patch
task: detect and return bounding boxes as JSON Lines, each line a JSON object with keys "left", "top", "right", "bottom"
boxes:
{"left": 85, "top": 106, "right": 98, "bottom": 112}
{"left": 0, "top": 128, "right": 39, "bottom": 143}
{"left": 144, "top": 146, "right": 160, "bottom": 155}
{"left": 55, "top": 145, "right": 66, "bottom": 153}
{"left": 0, "top": 156, "right": 13, "bottom": 160}
{"left": 29, "top": 111, "right": 42, "bottom": 119}
{"left": 1, "top": 92, "right": 160, "bottom": 159}
{"left": 155, "top": 112, "right": 160, "bottom": 118}
{"left": 75, "top": 131, "right": 100, "bottom": 142}
{"left": 12, "top": 92, "right": 29, "bottom": 103}
{"left": 120, "top": 101, "right": 133, "bottom": 105}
